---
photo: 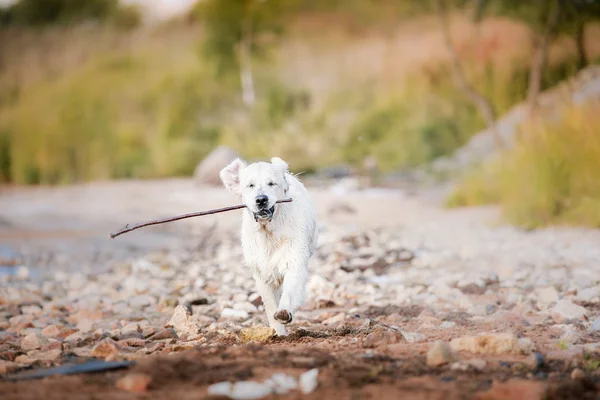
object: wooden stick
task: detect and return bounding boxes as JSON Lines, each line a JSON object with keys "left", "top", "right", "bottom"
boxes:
{"left": 109, "top": 198, "right": 293, "bottom": 239}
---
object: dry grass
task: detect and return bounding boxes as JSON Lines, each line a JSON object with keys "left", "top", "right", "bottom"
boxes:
{"left": 447, "top": 102, "right": 600, "bottom": 228}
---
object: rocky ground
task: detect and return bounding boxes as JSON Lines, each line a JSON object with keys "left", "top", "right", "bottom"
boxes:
{"left": 1, "top": 178, "right": 600, "bottom": 399}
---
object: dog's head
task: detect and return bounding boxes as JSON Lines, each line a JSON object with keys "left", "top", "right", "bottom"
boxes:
{"left": 220, "top": 157, "right": 289, "bottom": 223}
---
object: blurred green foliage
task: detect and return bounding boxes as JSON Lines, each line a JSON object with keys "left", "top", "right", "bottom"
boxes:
{"left": 0, "top": 0, "right": 140, "bottom": 28}
{"left": 0, "top": 0, "right": 598, "bottom": 190}
{"left": 447, "top": 103, "right": 600, "bottom": 228}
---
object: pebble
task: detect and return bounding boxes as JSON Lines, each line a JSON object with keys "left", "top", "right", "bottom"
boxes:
{"left": 89, "top": 338, "right": 122, "bottom": 360}
{"left": 551, "top": 299, "right": 588, "bottom": 323}
{"left": 240, "top": 326, "right": 275, "bottom": 343}
{"left": 426, "top": 341, "right": 455, "bottom": 367}
{"left": 116, "top": 373, "right": 152, "bottom": 393}
{"left": 220, "top": 308, "right": 250, "bottom": 321}
{"left": 299, "top": 368, "right": 319, "bottom": 394}
{"left": 21, "top": 332, "right": 46, "bottom": 351}
{"left": 450, "top": 333, "right": 520, "bottom": 355}
{"left": 571, "top": 368, "right": 585, "bottom": 380}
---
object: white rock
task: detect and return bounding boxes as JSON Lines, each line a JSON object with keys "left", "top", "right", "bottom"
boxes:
{"left": 233, "top": 302, "right": 258, "bottom": 313}
{"left": 551, "top": 299, "right": 588, "bottom": 322}
{"left": 537, "top": 286, "right": 560, "bottom": 304}
{"left": 221, "top": 308, "right": 249, "bottom": 321}
{"left": 299, "top": 368, "right": 319, "bottom": 394}
{"left": 207, "top": 382, "right": 232, "bottom": 397}
{"left": 129, "top": 294, "right": 154, "bottom": 309}
{"left": 322, "top": 313, "right": 345, "bottom": 325}
{"left": 168, "top": 305, "right": 201, "bottom": 335}
{"left": 518, "top": 337, "right": 535, "bottom": 354}
{"left": 575, "top": 286, "right": 600, "bottom": 302}
{"left": 400, "top": 330, "right": 426, "bottom": 343}
{"left": 440, "top": 321, "right": 456, "bottom": 329}
{"left": 230, "top": 381, "right": 273, "bottom": 400}
{"left": 267, "top": 373, "right": 298, "bottom": 394}
{"left": 589, "top": 318, "right": 600, "bottom": 332}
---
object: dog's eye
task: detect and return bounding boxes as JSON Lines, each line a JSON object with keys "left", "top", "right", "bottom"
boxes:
{"left": 268, "top": 182, "right": 276, "bottom": 187}
{"left": 248, "top": 183, "right": 255, "bottom": 188}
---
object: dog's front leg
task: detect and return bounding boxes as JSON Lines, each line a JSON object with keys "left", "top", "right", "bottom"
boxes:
{"left": 254, "top": 278, "right": 287, "bottom": 336}
{"left": 275, "top": 256, "right": 309, "bottom": 325}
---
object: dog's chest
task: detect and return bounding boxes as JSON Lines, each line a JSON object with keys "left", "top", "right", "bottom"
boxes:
{"left": 242, "top": 228, "right": 290, "bottom": 286}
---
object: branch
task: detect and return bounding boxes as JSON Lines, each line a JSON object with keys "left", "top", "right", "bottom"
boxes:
{"left": 109, "top": 198, "right": 293, "bottom": 239}
{"left": 436, "top": 0, "right": 504, "bottom": 149}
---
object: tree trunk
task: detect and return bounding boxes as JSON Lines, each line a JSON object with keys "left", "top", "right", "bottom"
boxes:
{"left": 436, "top": 0, "right": 504, "bottom": 149}
{"left": 527, "top": 0, "right": 561, "bottom": 113}
{"left": 239, "top": 14, "right": 256, "bottom": 107}
{"left": 575, "top": 18, "right": 587, "bottom": 70}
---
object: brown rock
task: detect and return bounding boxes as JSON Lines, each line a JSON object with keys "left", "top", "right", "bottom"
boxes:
{"left": 148, "top": 328, "right": 179, "bottom": 341}
{"left": 0, "top": 360, "right": 22, "bottom": 374}
{"left": 119, "top": 338, "right": 146, "bottom": 347}
{"left": 90, "top": 338, "right": 122, "bottom": 360}
{"left": 41, "top": 325, "right": 61, "bottom": 337}
{"left": 167, "top": 305, "right": 201, "bottom": 335}
{"left": 427, "top": 341, "right": 456, "bottom": 367}
{"left": 116, "top": 373, "right": 152, "bottom": 393}
{"left": 365, "top": 329, "right": 402, "bottom": 348}
{"left": 450, "top": 333, "right": 520, "bottom": 356}
{"left": 240, "top": 326, "right": 276, "bottom": 344}
{"left": 193, "top": 146, "right": 240, "bottom": 186}
{"left": 571, "top": 368, "right": 585, "bottom": 380}
{"left": 21, "top": 332, "right": 47, "bottom": 351}
{"left": 57, "top": 328, "right": 79, "bottom": 339}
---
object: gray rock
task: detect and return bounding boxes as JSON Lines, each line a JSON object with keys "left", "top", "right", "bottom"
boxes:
{"left": 194, "top": 146, "right": 240, "bottom": 186}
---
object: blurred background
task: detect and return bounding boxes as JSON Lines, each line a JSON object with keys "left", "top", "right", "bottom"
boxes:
{"left": 1, "top": 0, "right": 599, "bottom": 230}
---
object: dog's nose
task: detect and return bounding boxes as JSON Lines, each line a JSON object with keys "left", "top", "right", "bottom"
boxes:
{"left": 255, "top": 195, "right": 268, "bottom": 209}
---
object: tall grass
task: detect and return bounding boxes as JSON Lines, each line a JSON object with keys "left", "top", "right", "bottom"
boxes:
{"left": 447, "top": 102, "right": 600, "bottom": 228}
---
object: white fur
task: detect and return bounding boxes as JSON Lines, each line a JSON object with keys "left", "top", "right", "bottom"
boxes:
{"left": 220, "top": 157, "right": 318, "bottom": 336}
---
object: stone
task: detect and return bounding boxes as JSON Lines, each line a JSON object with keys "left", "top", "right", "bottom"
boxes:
{"left": 240, "top": 326, "right": 275, "bottom": 344}
{"left": 21, "top": 332, "right": 47, "bottom": 351}
{"left": 116, "top": 373, "right": 152, "bottom": 393}
{"left": 194, "top": 146, "right": 240, "bottom": 186}
{"left": 322, "top": 313, "right": 345, "bottom": 326}
{"left": 233, "top": 302, "right": 258, "bottom": 313}
{"left": 589, "top": 318, "right": 600, "bottom": 332}
{"left": 167, "top": 305, "right": 201, "bottom": 335}
{"left": 551, "top": 299, "right": 588, "bottom": 323}
{"left": 451, "top": 359, "right": 487, "bottom": 371}
{"left": 267, "top": 373, "right": 298, "bottom": 394}
{"left": 365, "top": 329, "right": 402, "bottom": 348}
{"left": 129, "top": 295, "right": 154, "bottom": 309}
{"left": 575, "top": 286, "right": 600, "bottom": 302}
{"left": 400, "top": 330, "right": 426, "bottom": 343}
{"left": 426, "top": 341, "right": 456, "bottom": 367}
{"left": 90, "top": 338, "right": 122, "bottom": 360}
{"left": 220, "top": 308, "right": 249, "bottom": 321}
{"left": 230, "top": 381, "right": 273, "bottom": 400}
{"left": 469, "top": 304, "right": 497, "bottom": 316}
{"left": 440, "top": 321, "right": 456, "bottom": 329}
{"left": 148, "top": 328, "right": 179, "bottom": 341}
{"left": 76, "top": 319, "right": 94, "bottom": 333}
{"left": 571, "top": 368, "right": 585, "bottom": 380}
{"left": 536, "top": 286, "right": 560, "bottom": 305}
{"left": 0, "top": 360, "right": 21, "bottom": 374}
{"left": 41, "top": 325, "right": 60, "bottom": 337}
{"left": 450, "top": 333, "right": 520, "bottom": 355}
{"left": 208, "top": 382, "right": 233, "bottom": 397}
{"left": 299, "top": 368, "right": 319, "bottom": 394}
{"left": 518, "top": 337, "right": 535, "bottom": 354}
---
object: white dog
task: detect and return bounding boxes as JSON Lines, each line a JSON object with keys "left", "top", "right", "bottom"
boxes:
{"left": 220, "top": 157, "right": 318, "bottom": 336}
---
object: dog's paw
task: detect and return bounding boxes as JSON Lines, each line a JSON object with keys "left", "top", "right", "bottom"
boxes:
{"left": 274, "top": 309, "right": 293, "bottom": 324}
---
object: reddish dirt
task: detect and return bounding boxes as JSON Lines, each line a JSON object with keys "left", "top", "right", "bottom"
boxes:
{"left": 2, "top": 315, "right": 599, "bottom": 400}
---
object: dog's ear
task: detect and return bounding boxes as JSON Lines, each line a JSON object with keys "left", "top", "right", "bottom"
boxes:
{"left": 220, "top": 158, "right": 247, "bottom": 193}
{"left": 271, "top": 157, "right": 289, "bottom": 191}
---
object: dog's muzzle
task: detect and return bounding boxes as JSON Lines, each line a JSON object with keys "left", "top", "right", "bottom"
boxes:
{"left": 253, "top": 205, "right": 275, "bottom": 222}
